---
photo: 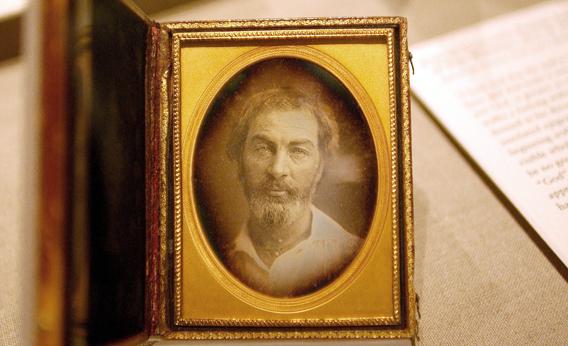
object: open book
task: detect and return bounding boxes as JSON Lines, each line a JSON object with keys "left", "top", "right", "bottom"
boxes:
{"left": 411, "top": 1, "right": 568, "bottom": 267}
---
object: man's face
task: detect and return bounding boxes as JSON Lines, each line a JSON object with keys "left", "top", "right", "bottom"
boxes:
{"left": 241, "top": 107, "right": 323, "bottom": 227}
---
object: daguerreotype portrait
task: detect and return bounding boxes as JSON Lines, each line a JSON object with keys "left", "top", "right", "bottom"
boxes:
{"left": 153, "top": 17, "right": 415, "bottom": 340}
{"left": 194, "top": 58, "right": 376, "bottom": 297}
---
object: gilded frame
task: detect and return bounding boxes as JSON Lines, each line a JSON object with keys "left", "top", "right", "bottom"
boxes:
{"left": 153, "top": 17, "right": 415, "bottom": 340}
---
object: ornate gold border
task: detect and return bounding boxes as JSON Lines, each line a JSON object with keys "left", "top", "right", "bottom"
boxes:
{"left": 158, "top": 16, "right": 415, "bottom": 340}
{"left": 165, "top": 16, "right": 405, "bottom": 31}
{"left": 398, "top": 18, "right": 417, "bottom": 337}
{"left": 178, "top": 44, "right": 393, "bottom": 324}
{"left": 171, "top": 34, "right": 183, "bottom": 325}
{"left": 163, "top": 329, "right": 414, "bottom": 340}
{"left": 174, "top": 28, "right": 390, "bottom": 41}
{"left": 157, "top": 30, "right": 171, "bottom": 336}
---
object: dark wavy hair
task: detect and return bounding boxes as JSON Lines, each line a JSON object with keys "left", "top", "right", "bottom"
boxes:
{"left": 226, "top": 87, "right": 339, "bottom": 166}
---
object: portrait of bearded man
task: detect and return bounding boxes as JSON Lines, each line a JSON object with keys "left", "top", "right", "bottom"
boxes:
{"left": 224, "top": 87, "right": 363, "bottom": 297}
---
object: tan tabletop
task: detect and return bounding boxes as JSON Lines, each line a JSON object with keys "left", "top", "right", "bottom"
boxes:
{"left": 1, "top": 0, "right": 567, "bottom": 345}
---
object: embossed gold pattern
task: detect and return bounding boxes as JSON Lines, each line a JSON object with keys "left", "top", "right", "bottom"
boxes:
{"left": 178, "top": 45, "right": 391, "bottom": 323}
{"left": 163, "top": 329, "right": 413, "bottom": 340}
{"left": 156, "top": 16, "right": 414, "bottom": 340}
{"left": 165, "top": 17, "right": 404, "bottom": 31}
{"left": 398, "top": 19, "right": 417, "bottom": 336}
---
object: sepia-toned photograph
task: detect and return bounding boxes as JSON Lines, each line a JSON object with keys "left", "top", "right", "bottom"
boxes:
{"left": 192, "top": 58, "right": 378, "bottom": 297}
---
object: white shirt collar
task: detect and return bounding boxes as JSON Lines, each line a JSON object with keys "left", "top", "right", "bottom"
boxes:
{"left": 232, "top": 205, "right": 349, "bottom": 271}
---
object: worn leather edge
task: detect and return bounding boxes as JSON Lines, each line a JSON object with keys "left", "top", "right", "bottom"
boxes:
{"left": 146, "top": 22, "right": 172, "bottom": 337}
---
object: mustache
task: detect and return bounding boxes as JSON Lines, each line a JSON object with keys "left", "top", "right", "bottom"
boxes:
{"left": 261, "top": 178, "right": 300, "bottom": 196}
{"left": 245, "top": 177, "right": 309, "bottom": 204}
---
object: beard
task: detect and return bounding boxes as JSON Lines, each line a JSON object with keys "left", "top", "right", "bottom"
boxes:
{"left": 246, "top": 178, "right": 312, "bottom": 228}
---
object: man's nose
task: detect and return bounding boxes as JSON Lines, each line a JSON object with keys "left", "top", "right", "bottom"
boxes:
{"left": 267, "top": 149, "right": 290, "bottom": 179}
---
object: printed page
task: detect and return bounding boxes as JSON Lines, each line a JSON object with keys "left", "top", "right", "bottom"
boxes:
{"left": 411, "top": 1, "right": 568, "bottom": 267}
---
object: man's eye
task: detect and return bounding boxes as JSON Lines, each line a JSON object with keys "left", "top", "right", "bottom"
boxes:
{"left": 290, "top": 147, "right": 309, "bottom": 158}
{"left": 255, "top": 145, "right": 272, "bottom": 154}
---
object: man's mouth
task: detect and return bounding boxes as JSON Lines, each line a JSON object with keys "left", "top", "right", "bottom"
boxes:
{"left": 257, "top": 180, "right": 298, "bottom": 199}
{"left": 267, "top": 189, "right": 287, "bottom": 197}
